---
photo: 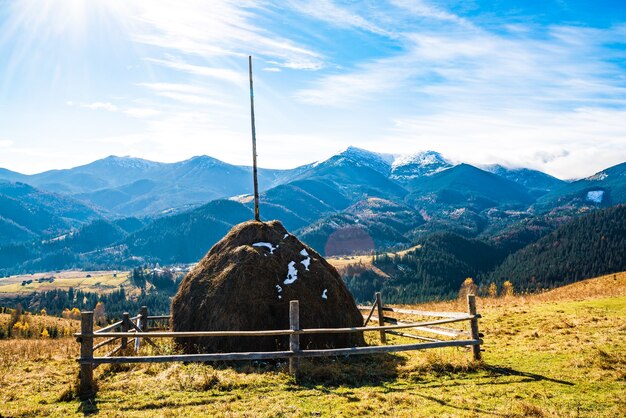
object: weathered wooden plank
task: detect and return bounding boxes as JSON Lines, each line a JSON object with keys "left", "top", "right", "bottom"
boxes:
{"left": 289, "top": 300, "right": 299, "bottom": 375}
{"left": 83, "top": 339, "right": 482, "bottom": 365}
{"left": 362, "top": 302, "right": 377, "bottom": 327}
{"left": 83, "top": 316, "right": 474, "bottom": 339}
{"left": 467, "top": 295, "right": 482, "bottom": 361}
{"left": 78, "top": 311, "right": 94, "bottom": 400}
{"left": 387, "top": 331, "right": 441, "bottom": 342}
{"left": 126, "top": 315, "right": 159, "bottom": 351}
{"left": 94, "top": 320, "right": 124, "bottom": 334}
{"left": 367, "top": 315, "right": 471, "bottom": 337}
{"left": 147, "top": 315, "right": 171, "bottom": 320}
{"left": 383, "top": 307, "right": 468, "bottom": 318}
{"left": 376, "top": 292, "right": 386, "bottom": 344}
{"left": 121, "top": 313, "right": 129, "bottom": 351}
{"left": 104, "top": 343, "right": 124, "bottom": 358}
{"left": 93, "top": 336, "right": 120, "bottom": 351}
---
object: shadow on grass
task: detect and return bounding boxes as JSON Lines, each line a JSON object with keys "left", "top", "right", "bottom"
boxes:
{"left": 483, "top": 365, "right": 574, "bottom": 386}
{"left": 294, "top": 353, "right": 407, "bottom": 388}
{"left": 413, "top": 363, "right": 575, "bottom": 389}
{"left": 413, "top": 393, "right": 508, "bottom": 417}
{"left": 78, "top": 397, "right": 99, "bottom": 416}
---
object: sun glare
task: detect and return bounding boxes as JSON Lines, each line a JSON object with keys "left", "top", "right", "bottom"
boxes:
{"left": 4, "top": 0, "right": 134, "bottom": 40}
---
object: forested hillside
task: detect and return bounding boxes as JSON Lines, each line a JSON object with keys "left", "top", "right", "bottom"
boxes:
{"left": 345, "top": 232, "right": 504, "bottom": 303}
{"left": 490, "top": 205, "right": 626, "bottom": 290}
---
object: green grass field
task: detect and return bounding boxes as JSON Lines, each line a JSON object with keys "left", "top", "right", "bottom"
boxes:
{"left": 1, "top": 272, "right": 625, "bottom": 417}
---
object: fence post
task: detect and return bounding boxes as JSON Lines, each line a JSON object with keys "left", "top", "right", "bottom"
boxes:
{"left": 79, "top": 311, "right": 95, "bottom": 399}
{"left": 121, "top": 312, "right": 129, "bottom": 351}
{"left": 376, "top": 292, "right": 386, "bottom": 344}
{"left": 467, "top": 294, "right": 482, "bottom": 361}
{"left": 139, "top": 306, "right": 149, "bottom": 332}
{"left": 289, "top": 300, "right": 300, "bottom": 376}
{"left": 136, "top": 306, "right": 149, "bottom": 352}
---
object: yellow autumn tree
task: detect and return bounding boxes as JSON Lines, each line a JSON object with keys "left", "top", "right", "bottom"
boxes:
{"left": 94, "top": 302, "right": 106, "bottom": 326}
{"left": 458, "top": 277, "right": 479, "bottom": 300}
{"left": 70, "top": 307, "right": 81, "bottom": 320}
{"left": 488, "top": 282, "right": 498, "bottom": 298}
{"left": 12, "top": 321, "right": 29, "bottom": 337}
{"left": 61, "top": 308, "right": 71, "bottom": 319}
{"left": 41, "top": 328, "right": 49, "bottom": 338}
{"left": 40, "top": 308, "right": 47, "bottom": 316}
{"left": 502, "top": 280, "right": 514, "bottom": 298}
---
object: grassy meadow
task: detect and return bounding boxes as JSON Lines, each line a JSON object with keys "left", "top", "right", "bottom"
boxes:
{"left": 0, "top": 272, "right": 625, "bottom": 417}
{"left": 0, "top": 271, "right": 132, "bottom": 297}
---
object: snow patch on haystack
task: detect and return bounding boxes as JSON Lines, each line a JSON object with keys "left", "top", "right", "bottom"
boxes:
{"left": 300, "top": 249, "right": 311, "bottom": 270}
{"left": 253, "top": 242, "right": 277, "bottom": 254}
{"left": 284, "top": 261, "right": 298, "bottom": 284}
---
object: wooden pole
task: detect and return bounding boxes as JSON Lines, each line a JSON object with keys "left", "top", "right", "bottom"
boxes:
{"left": 121, "top": 312, "right": 129, "bottom": 351}
{"left": 139, "top": 306, "right": 149, "bottom": 332}
{"left": 289, "top": 300, "right": 300, "bottom": 376}
{"left": 79, "top": 311, "right": 95, "bottom": 399}
{"left": 249, "top": 55, "right": 260, "bottom": 222}
{"left": 376, "top": 292, "right": 386, "bottom": 344}
{"left": 467, "top": 294, "right": 482, "bottom": 361}
{"left": 135, "top": 306, "right": 149, "bottom": 352}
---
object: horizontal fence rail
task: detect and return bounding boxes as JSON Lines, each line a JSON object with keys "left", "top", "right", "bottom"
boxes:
{"left": 75, "top": 293, "right": 483, "bottom": 400}
{"left": 80, "top": 316, "right": 476, "bottom": 340}
{"left": 358, "top": 306, "right": 469, "bottom": 319}
{"left": 88, "top": 339, "right": 481, "bottom": 365}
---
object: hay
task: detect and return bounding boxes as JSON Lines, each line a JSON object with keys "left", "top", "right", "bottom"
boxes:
{"left": 171, "top": 220, "right": 365, "bottom": 353}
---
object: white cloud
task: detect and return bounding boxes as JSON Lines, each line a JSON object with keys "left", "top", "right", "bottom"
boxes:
{"left": 123, "top": 108, "right": 161, "bottom": 118}
{"left": 390, "top": 0, "right": 472, "bottom": 27}
{"left": 0, "top": 139, "right": 13, "bottom": 148}
{"left": 137, "top": 82, "right": 207, "bottom": 95}
{"left": 67, "top": 101, "right": 119, "bottom": 112}
{"left": 389, "top": 106, "right": 626, "bottom": 179}
{"left": 137, "top": 82, "right": 237, "bottom": 108}
{"left": 285, "top": 0, "right": 391, "bottom": 36}
{"left": 146, "top": 57, "right": 246, "bottom": 84}
{"left": 131, "top": 1, "right": 324, "bottom": 71}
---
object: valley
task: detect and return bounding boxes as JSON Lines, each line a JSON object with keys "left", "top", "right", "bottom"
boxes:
{"left": 1, "top": 147, "right": 624, "bottom": 306}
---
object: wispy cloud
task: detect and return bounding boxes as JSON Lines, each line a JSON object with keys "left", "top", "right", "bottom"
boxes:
{"left": 67, "top": 101, "right": 119, "bottom": 112}
{"left": 145, "top": 57, "right": 246, "bottom": 84}
{"left": 137, "top": 82, "right": 236, "bottom": 108}
{"left": 285, "top": 0, "right": 391, "bottom": 36}
{"left": 131, "top": 1, "right": 324, "bottom": 70}
{"left": 122, "top": 108, "right": 161, "bottom": 119}
{"left": 390, "top": 106, "right": 626, "bottom": 178}
{"left": 389, "top": 0, "right": 473, "bottom": 27}
{"left": 0, "top": 139, "right": 13, "bottom": 148}
{"left": 297, "top": 23, "right": 626, "bottom": 110}
{"left": 2, "top": 1, "right": 624, "bottom": 177}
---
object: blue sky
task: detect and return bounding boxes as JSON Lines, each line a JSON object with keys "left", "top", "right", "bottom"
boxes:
{"left": 1, "top": 0, "right": 625, "bottom": 178}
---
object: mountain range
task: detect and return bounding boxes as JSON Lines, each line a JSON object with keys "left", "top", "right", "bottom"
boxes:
{"left": 0, "top": 146, "right": 624, "bottom": 282}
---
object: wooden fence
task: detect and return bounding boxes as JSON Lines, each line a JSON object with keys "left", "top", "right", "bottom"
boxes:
{"left": 75, "top": 293, "right": 482, "bottom": 398}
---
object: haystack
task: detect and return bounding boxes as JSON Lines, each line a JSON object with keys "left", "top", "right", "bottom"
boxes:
{"left": 171, "top": 220, "right": 365, "bottom": 353}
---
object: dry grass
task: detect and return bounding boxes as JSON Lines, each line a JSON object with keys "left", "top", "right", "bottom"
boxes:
{"left": 0, "top": 270, "right": 132, "bottom": 295}
{"left": 0, "top": 271, "right": 625, "bottom": 417}
{"left": 327, "top": 245, "right": 422, "bottom": 279}
{"left": 398, "top": 270, "right": 626, "bottom": 314}
{"left": 0, "top": 313, "right": 80, "bottom": 332}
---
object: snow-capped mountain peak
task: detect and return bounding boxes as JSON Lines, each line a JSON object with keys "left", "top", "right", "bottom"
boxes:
{"left": 99, "top": 155, "right": 159, "bottom": 170}
{"left": 390, "top": 150, "right": 452, "bottom": 180}
{"left": 314, "top": 146, "right": 395, "bottom": 175}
